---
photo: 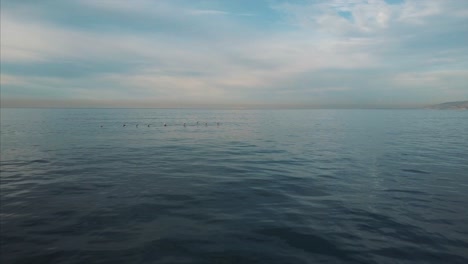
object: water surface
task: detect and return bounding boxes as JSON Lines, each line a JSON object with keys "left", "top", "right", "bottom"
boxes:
{"left": 1, "top": 108, "right": 468, "bottom": 263}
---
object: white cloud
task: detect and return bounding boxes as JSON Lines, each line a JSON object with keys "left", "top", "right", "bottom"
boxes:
{"left": 188, "top": 9, "right": 229, "bottom": 16}
{"left": 393, "top": 70, "right": 468, "bottom": 87}
{"left": 1, "top": 14, "right": 129, "bottom": 63}
{"left": 274, "top": 0, "right": 396, "bottom": 34}
{"left": 398, "top": 0, "right": 441, "bottom": 24}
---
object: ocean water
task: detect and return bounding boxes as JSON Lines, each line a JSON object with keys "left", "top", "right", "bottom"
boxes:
{"left": 1, "top": 108, "right": 467, "bottom": 264}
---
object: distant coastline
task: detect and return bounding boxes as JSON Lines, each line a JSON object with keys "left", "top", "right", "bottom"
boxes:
{"left": 426, "top": 101, "right": 468, "bottom": 110}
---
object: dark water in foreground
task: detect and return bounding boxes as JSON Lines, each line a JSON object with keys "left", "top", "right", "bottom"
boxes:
{"left": 1, "top": 108, "right": 467, "bottom": 264}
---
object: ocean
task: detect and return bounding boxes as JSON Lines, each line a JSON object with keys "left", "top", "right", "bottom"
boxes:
{"left": 1, "top": 108, "right": 467, "bottom": 263}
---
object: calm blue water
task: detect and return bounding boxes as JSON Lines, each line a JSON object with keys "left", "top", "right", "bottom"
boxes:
{"left": 1, "top": 108, "right": 468, "bottom": 264}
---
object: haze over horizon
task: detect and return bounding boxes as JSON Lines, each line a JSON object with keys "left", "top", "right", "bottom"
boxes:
{"left": 1, "top": 0, "right": 468, "bottom": 108}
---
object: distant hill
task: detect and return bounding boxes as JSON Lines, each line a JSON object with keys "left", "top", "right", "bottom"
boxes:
{"left": 427, "top": 101, "right": 468, "bottom": 110}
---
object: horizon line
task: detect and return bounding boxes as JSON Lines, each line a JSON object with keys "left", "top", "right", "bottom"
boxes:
{"left": 2, "top": 99, "right": 464, "bottom": 110}
{"left": 0, "top": 106, "right": 429, "bottom": 110}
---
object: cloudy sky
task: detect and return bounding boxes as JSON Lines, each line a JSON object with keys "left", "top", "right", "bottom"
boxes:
{"left": 1, "top": 0, "right": 468, "bottom": 108}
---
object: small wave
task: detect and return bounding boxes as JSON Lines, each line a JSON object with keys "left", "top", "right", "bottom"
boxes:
{"left": 254, "top": 227, "right": 357, "bottom": 262}
{"left": 30, "top": 159, "right": 50, "bottom": 164}
{"left": 384, "top": 189, "right": 427, "bottom": 195}
{"left": 401, "top": 169, "right": 430, "bottom": 174}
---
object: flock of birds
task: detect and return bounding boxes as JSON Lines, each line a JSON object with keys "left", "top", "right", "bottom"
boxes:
{"left": 100, "top": 121, "right": 220, "bottom": 128}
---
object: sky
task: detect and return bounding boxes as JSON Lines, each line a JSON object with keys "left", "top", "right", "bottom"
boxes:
{"left": 1, "top": 0, "right": 468, "bottom": 108}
